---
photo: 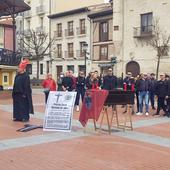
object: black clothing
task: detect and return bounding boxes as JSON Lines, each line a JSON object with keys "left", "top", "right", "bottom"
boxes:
{"left": 123, "top": 77, "right": 135, "bottom": 91}
{"left": 75, "top": 76, "right": 86, "bottom": 105}
{"left": 12, "top": 72, "right": 34, "bottom": 121}
{"left": 149, "top": 78, "right": 157, "bottom": 92}
{"left": 155, "top": 80, "right": 167, "bottom": 97}
{"left": 102, "top": 75, "right": 117, "bottom": 90}
{"left": 136, "top": 79, "right": 150, "bottom": 92}
{"left": 57, "top": 77, "right": 64, "bottom": 91}
{"left": 62, "top": 76, "right": 74, "bottom": 91}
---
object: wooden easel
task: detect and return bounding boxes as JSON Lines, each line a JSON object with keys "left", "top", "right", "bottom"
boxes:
{"left": 99, "top": 104, "right": 133, "bottom": 134}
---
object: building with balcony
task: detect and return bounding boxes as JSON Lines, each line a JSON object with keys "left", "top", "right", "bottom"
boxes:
{"left": 0, "top": 18, "right": 20, "bottom": 89}
{"left": 112, "top": 0, "right": 170, "bottom": 77}
{"left": 88, "top": 5, "right": 114, "bottom": 75}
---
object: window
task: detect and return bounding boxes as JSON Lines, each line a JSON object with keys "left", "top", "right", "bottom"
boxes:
{"left": 40, "top": 63, "right": 43, "bottom": 75}
{"left": 0, "top": 27, "right": 4, "bottom": 48}
{"left": 26, "top": 64, "right": 32, "bottom": 75}
{"left": 68, "top": 21, "right": 74, "bottom": 36}
{"left": 79, "top": 42, "right": 85, "bottom": 57}
{"left": 141, "top": 13, "right": 153, "bottom": 34}
{"left": 4, "top": 76, "right": 8, "bottom": 83}
{"left": 79, "top": 65, "right": 85, "bottom": 72}
{"left": 80, "top": 19, "right": 85, "bottom": 34}
{"left": 67, "top": 65, "right": 74, "bottom": 73}
{"left": 100, "top": 45, "right": 108, "bottom": 60}
{"left": 57, "top": 44, "right": 62, "bottom": 58}
{"left": 100, "top": 21, "right": 108, "bottom": 41}
{"left": 68, "top": 43, "right": 74, "bottom": 57}
{"left": 57, "top": 23, "right": 62, "bottom": 37}
{"left": 46, "top": 61, "right": 49, "bottom": 73}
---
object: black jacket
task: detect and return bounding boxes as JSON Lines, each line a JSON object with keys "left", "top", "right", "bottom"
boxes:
{"left": 136, "top": 79, "right": 150, "bottom": 92}
{"left": 167, "top": 80, "right": 170, "bottom": 96}
{"left": 149, "top": 78, "right": 157, "bottom": 92}
{"left": 155, "top": 80, "right": 167, "bottom": 97}
{"left": 62, "top": 76, "right": 74, "bottom": 91}
{"left": 76, "top": 76, "right": 86, "bottom": 90}
{"left": 102, "top": 75, "right": 117, "bottom": 90}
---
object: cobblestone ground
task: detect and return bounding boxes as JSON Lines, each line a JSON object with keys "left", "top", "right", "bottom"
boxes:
{"left": 0, "top": 89, "right": 170, "bottom": 170}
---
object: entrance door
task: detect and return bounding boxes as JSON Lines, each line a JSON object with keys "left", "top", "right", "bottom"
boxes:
{"left": 126, "top": 61, "right": 140, "bottom": 77}
{"left": 56, "top": 66, "right": 63, "bottom": 79}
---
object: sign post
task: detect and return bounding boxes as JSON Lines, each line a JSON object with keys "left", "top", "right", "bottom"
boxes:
{"left": 43, "top": 91, "right": 77, "bottom": 132}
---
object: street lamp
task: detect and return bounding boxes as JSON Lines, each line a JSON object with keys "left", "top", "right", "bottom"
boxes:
{"left": 82, "top": 42, "right": 88, "bottom": 76}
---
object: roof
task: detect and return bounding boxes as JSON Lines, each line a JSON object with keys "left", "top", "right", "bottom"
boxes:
{"left": 0, "top": 0, "right": 31, "bottom": 17}
{"left": 48, "top": 7, "right": 89, "bottom": 19}
{"left": 88, "top": 9, "right": 113, "bottom": 18}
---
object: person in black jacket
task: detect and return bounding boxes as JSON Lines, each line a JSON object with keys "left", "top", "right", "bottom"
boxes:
{"left": 102, "top": 68, "right": 117, "bottom": 90}
{"left": 75, "top": 71, "right": 86, "bottom": 111}
{"left": 154, "top": 73, "right": 167, "bottom": 116}
{"left": 149, "top": 73, "right": 157, "bottom": 110}
{"left": 62, "top": 71, "right": 74, "bottom": 91}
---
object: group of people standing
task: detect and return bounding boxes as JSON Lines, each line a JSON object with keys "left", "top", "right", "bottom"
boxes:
{"left": 12, "top": 58, "right": 170, "bottom": 123}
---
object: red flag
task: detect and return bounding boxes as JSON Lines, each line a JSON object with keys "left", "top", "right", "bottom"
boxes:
{"left": 79, "top": 89, "right": 108, "bottom": 127}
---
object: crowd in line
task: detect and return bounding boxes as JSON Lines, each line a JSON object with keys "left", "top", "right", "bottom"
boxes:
{"left": 42, "top": 68, "right": 170, "bottom": 118}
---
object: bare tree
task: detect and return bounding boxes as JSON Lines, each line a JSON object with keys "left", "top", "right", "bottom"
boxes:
{"left": 145, "top": 19, "right": 170, "bottom": 79}
{"left": 18, "top": 29, "right": 55, "bottom": 79}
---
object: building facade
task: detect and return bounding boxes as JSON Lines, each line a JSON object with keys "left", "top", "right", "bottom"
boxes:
{"left": 88, "top": 5, "right": 114, "bottom": 75}
{"left": 112, "top": 0, "right": 170, "bottom": 77}
{"left": 0, "top": 18, "right": 19, "bottom": 89}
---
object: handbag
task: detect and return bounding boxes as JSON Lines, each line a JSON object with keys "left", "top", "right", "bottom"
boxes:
{"left": 43, "top": 88, "right": 50, "bottom": 93}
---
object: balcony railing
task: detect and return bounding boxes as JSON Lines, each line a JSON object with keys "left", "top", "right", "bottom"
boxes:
{"left": 36, "top": 26, "right": 45, "bottom": 34}
{"left": 77, "top": 27, "right": 86, "bottom": 35}
{"left": 65, "top": 51, "right": 74, "bottom": 58}
{"left": 65, "top": 29, "right": 74, "bottom": 37}
{"left": 36, "top": 5, "right": 45, "bottom": 15}
{"left": 54, "top": 31, "right": 62, "bottom": 38}
{"left": 24, "top": 11, "right": 31, "bottom": 18}
{"left": 76, "top": 50, "right": 85, "bottom": 58}
{"left": 0, "top": 48, "right": 21, "bottom": 66}
{"left": 134, "top": 25, "right": 154, "bottom": 38}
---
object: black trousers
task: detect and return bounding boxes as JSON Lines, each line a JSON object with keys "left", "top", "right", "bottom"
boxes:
{"left": 157, "top": 97, "right": 166, "bottom": 114}
{"left": 167, "top": 98, "right": 170, "bottom": 115}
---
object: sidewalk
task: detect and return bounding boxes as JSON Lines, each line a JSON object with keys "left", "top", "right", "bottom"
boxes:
{"left": 0, "top": 90, "right": 170, "bottom": 170}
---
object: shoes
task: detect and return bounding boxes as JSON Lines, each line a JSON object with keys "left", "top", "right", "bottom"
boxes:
{"left": 76, "top": 106, "right": 79, "bottom": 112}
{"left": 136, "top": 112, "right": 143, "bottom": 115}
{"left": 152, "top": 107, "right": 156, "bottom": 110}
{"left": 145, "top": 112, "right": 149, "bottom": 116}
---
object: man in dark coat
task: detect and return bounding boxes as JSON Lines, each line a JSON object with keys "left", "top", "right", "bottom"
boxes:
{"left": 154, "top": 73, "right": 167, "bottom": 116}
{"left": 62, "top": 71, "right": 74, "bottom": 91}
{"left": 102, "top": 68, "right": 117, "bottom": 90}
{"left": 166, "top": 77, "right": 170, "bottom": 117}
{"left": 12, "top": 59, "right": 34, "bottom": 122}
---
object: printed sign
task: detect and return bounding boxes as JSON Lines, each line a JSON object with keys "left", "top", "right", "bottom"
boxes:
{"left": 43, "top": 91, "right": 77, "bottom": 132}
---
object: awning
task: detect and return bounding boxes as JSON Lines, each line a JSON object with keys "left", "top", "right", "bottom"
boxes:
{"left": 0, "top": 0, "right": 31, "bottom": 17}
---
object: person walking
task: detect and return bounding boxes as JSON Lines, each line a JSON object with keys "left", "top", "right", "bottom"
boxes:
{"left": 136, "top": 73, "right": 150, "bottom": 116}
{"left": 12, "top": 59, "right": 34, "bottom": 122}
{"left": 75, "top": 71, "right": 86, "bottom": 111}
{"left": 42, "top": 73, "right": 57, "bottom": 103}
{"left": 154, "top": 73, "right": 167, "bottom": 116}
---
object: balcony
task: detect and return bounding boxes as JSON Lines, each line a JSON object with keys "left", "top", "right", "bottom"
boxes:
{"left": 24, "top": 11, "right": 31, "bottom": 18}
{"left": 54, "top": 31, "right": 62, "bottom": 39}
{"left": 76, "top": 50, "right": 85, "bottom": 58}
{"left": 0, "top": 48, "right": 21, "bottom": 66}
{"left": 65, "top": 51, "right": 75, "bottom": 59}
{"left": 77, "top": 27, "right": 86, "bottom": 35}
{"left": 36, "top": 26, "right": 45, "bottom": 34}
{"left": 133, "top": 25, "right": 154, "bottom": 38}
{"left": 65, "top": 29, "right": 74, "bottom": 37}
{"left": 36, "top": 5, "right": 45, "bottom": 15}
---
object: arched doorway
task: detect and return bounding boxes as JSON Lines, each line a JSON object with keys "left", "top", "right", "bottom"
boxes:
{"left": 126, "top": 61, "right": 140, "bottom": 77}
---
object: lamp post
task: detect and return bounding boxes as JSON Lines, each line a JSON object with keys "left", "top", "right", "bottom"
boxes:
{"left": 82, "top": 42, "right": 88, "bottom": 76}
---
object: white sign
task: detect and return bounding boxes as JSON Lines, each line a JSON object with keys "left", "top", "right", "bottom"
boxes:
{"left": 43, "top": 91, "right": 77, "bottom": 132}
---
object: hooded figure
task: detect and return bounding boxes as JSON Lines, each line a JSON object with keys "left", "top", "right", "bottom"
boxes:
{"left": 12, "top": 59, "right": 34, "bottom": 122}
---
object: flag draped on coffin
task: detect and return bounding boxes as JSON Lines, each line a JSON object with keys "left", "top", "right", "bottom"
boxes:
{"left": 79, "top": 89, "right": 109, "bottom": 127}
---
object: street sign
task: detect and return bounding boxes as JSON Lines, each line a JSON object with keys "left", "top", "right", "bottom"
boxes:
{"left": 43, "top": 91, "right": 77, "bottom": 132}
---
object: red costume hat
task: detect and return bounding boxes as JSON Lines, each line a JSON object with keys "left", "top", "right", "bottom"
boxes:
{"left": 19, "top": 58, "right": 30, "bottom": 70}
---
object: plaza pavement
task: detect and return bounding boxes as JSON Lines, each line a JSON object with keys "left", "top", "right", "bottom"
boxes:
{"left": 0, "top": 89, "right": 170, "bottom": 170}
